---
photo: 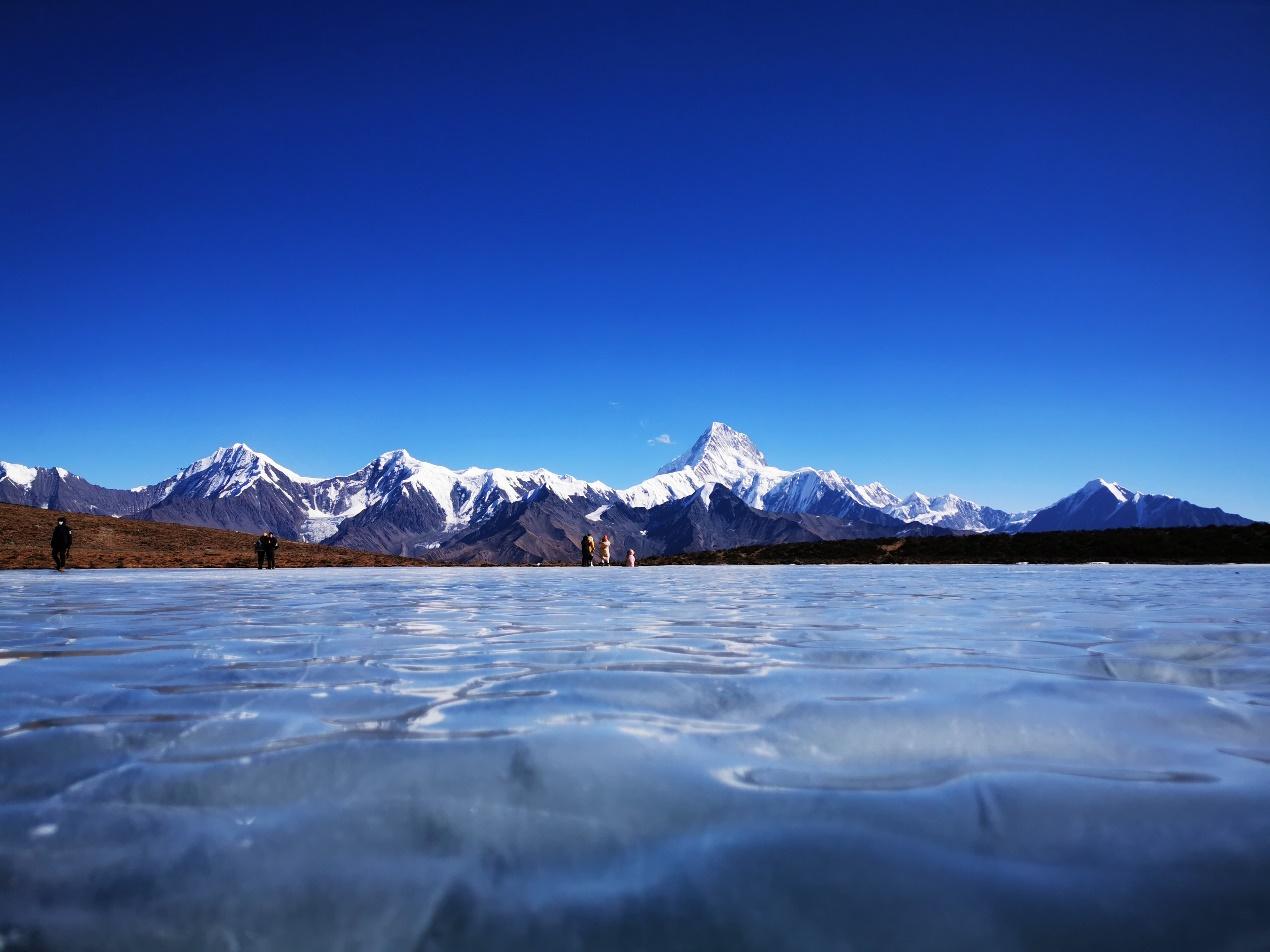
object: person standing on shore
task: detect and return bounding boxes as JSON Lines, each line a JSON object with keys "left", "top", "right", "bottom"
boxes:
{"left": 625, "top": 548, "right": 636, "bottom": 567}
{"left": 599, "top": 534, "right": 611, "bottom": 566}
{"left": 264, "top": 532, "right": 279, "bottom": 570}
{"left": 255, "top": 533, "right": 268, "bottom": 570}
{"left": 581, "top": 532, "right": 595, "bottom": 567}
{"left": 50, "top": 517, "right": 72, "bottom": 571}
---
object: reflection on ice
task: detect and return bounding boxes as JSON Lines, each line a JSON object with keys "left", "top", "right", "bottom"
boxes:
{"left": 1, "top": 565, "right": 1269, "bottom": 950}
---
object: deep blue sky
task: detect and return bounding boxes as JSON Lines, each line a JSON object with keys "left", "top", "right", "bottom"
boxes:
{"left": 3, "top": 1, "right": 1267, "bottom": 516}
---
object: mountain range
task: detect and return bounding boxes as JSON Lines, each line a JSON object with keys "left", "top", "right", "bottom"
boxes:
{"left": 0, "top": 423, "right": 1254, "bottom": 563}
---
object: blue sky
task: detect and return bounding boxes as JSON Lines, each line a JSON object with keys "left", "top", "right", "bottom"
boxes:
{"left": 2, "top": 1, "right": 1267, "bottom": 517}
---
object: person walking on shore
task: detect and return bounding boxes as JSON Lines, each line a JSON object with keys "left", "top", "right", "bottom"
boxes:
{"left": 255, "top": 533, "right": 268, "bottom": 570}
{"left": 264, "top": 532, "right": 279, "bottom": 570}
{"left": 581, "top": 532, "right": 595, "bottom": 567}
{"left": 51, "top": 517, "right": 72, "bottom": 571}
{"left": 625, "top": 548, "right": 636, "bottom": 567}
{"left": 599, "top": 534, "right": 611, "bottom": 566}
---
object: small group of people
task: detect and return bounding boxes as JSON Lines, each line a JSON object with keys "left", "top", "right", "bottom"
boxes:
{"left": 51, "top": 517, "right": 72, "bottom": 571}
{"left": 580, "top": 532, "right": 636, "bottom": 567}
{"left": 254, "top": 532, "right": 280, "bottom": 569}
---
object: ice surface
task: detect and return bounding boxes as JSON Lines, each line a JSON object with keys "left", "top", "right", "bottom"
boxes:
{"left": 2, "top": 565, "right": 1269, "bottom": 950}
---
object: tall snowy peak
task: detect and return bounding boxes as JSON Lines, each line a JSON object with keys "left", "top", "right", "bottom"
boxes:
{"left": 628, "top": 423, "right": 788, "bottom": 508}
{"left": 656, "top": 422, "right": 769, "bottom": 479}
{"left": 625, "top": 422, "right": 901, "bottom": 515}
{"left": 154, "top": 443, "right": 319, "bottom": 502}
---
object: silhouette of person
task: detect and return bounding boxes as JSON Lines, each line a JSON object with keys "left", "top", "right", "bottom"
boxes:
{"left": 51, "top": 517, "right": 72, "bottom": 571}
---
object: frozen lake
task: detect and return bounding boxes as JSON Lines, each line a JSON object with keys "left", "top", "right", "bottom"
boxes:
{"left": 2, "top": 565, "right": 1269, "bottom": 950}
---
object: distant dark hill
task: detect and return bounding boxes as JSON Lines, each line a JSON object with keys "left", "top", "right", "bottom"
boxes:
{"left": 1019, "top": 479, "right": 1252, "bottom": 533}
{"left": 0, "top": 503, "right": 429, "bottom": 570}
{"left": 644, "top": 523, "right": 1270, "bottom": 565}
{"left": 640, "top": 484, "right": 943, "bottom": 556}
{"left": 435, "top": 487, "right": 632, "bottom": 565}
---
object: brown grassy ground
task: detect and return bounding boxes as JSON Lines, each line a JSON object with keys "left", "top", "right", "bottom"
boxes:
{"left": 0, "top": 502, "right": 431, "bottom": 570}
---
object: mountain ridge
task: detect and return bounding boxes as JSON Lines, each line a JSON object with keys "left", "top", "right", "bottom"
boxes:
{"left": 2, "top": 423, "right": 1255, "bottom": 562}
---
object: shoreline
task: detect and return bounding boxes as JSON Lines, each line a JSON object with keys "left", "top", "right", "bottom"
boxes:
{"left": 642, "top": 523, "right": 1270, "bottom": 567}
{"left": 4, "top": 558, "right": 1264, "bottom": 573}
{"left": 4, "top": 502, "right": 1266, "bottom": 570}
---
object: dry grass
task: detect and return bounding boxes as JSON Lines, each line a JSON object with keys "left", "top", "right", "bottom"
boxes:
{"left": 0, "top": 502, "right": 431, "bottom": 570}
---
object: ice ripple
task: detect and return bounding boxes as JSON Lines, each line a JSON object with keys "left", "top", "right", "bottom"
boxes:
{"left": 1, "top": 564, "right": 1269, "bottom": 950}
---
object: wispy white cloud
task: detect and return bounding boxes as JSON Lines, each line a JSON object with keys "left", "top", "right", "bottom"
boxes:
{"left": 647, "top": 433, "right": 673, "bottom": 446}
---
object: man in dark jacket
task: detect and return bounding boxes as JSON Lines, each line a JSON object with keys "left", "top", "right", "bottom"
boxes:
{"left": 255, "top": 534, "right": 268, "bottom": 570}
{"left": 264, "top": 532, "right": 279, "bottom": 570}
{"left": 51, "top": 517, "right": 72, "bottom": 571}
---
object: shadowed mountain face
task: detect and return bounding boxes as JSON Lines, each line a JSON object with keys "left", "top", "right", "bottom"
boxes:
{"left": 322, "top": 486, "right": 451, "bottom": 556}
{"left": 639, "top": 485, "right": 928, "bottom": 558}
{"left": 133, "top": 494, "right": 316, "bottom": 540}
{"left": 0, "top": 464, "right": 156, "bottom": 517}
{"left": 1020, "top": 479, "right": 1252, "bottom": 533}
{"left": 1, "top": 426, "right": 1256, "bottom": 562}
{"left": 434, "top": 488, "right": 640, "bottom": 565}
{"left": 434, "top": 485, "right": 946, "bottom": 565}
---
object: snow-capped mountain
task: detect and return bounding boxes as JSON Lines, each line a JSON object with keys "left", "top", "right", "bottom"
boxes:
{"left": 622, "top": 422, "right": 903, "bottom": 522}
{"left": 760, "top": 468, "right": 901, "bottom": 522}
{"left": 325, "top": 452, "right": 615, "bottom": 556}
{"left": 133, "top": 443, "right": 619, "bottom": 548}
{"left": 136, "top": 444, "right": 341, "bottom": 540}
{"left": 1019, "top": 478, "right": 1252, "bottom": 533}
{"left": 886, "top": 492, "right": 1019, "bottom": 534}
{"left": 0, "top": 460, "right": 155, "bottom": 516}
{"left": 2, "top": 426, "right": 1257, "bottom": 560}
{"left": 437, "top": 482, "right": 941, "bottom": 565}
{"left": 621, "top": 423, "right": 787, "bottom": 508}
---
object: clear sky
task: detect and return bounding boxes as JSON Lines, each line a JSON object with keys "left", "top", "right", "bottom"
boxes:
{"left": 2, "top": 1, "right": 1267, "bottom": 517}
